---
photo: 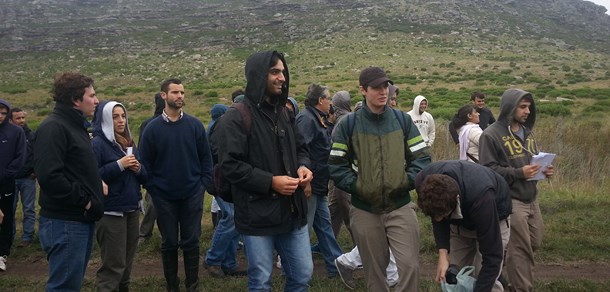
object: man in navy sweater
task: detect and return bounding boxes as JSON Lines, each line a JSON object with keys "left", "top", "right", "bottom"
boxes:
{"left": 139, "top": 79, "right": 213, "bottom": 292}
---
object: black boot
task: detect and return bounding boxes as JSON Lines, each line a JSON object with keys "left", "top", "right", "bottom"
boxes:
{"left": 161, "top": 250, "right": 180, "bottom": 292}
{"left": 183, "top": 248, "right": 200, "bottom": 292}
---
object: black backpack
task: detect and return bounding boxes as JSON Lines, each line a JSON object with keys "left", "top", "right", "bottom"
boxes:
{"left": 207, "top": 103, "right": 252, "bottom": 203}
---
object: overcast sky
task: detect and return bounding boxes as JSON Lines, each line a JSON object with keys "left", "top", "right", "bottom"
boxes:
{"left": 589, "top": 0, "right": 610, "bottom": 14}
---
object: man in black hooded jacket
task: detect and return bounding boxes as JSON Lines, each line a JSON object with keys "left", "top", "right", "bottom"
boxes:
{"left": 213, "top": 50, "right": 314, "bottom": 291}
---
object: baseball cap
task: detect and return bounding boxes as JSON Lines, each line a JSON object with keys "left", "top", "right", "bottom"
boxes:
{"left": 359, "top": 67, "right": 393, "bottom": 88}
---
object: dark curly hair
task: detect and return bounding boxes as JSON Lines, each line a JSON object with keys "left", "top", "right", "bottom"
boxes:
{"left": 417, "top": 174, "right": 459, "bottom": 219}
{"left": 52, "top": 72, "right": 94, "bottom": 106}
{"left": 450, "top": 104, "right": 477, "bottom": 131}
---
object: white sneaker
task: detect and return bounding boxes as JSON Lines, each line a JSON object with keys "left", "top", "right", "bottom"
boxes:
{"left": 0, "top": 255, "right": 7, "bottom": 272}
{"left": 275, "top": 255, "right": 282, "bottom": 269}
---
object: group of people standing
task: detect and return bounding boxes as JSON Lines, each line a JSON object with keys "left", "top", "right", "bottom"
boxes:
{"left": 0, "top": 49, "right": 554, "bottom": 292}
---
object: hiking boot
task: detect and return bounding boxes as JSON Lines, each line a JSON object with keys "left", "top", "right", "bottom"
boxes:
{"left": 161, "top": 251, "right": 180, "bottom": 292}
{"left": 223, "top": 268, "right": 248, "bottom": 277}
{"left": 335, "top": 258, "right": 355, "bottom": 290}
{"left": 17, "top": 240, "right": 31, "bottom": 248}
{"left": 206, "top": 264, "right": 225, "bottom": 278}
{"left": 0, "top": 256, "right": 6, "bottom": 272}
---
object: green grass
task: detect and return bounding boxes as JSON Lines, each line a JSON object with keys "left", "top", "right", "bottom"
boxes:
{"left": 5, "top": 179, "right": 609, "bottom": 291}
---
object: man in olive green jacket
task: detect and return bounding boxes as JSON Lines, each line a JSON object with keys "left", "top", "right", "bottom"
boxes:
{"left": 329, "top": 67, "right": 431, "bottom": 291}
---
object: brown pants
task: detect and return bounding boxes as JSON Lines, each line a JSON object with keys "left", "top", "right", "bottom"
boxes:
{"left": 506, "top": 199, "right": 544, "bottom": 292}
{"left": 450, "top": 217, "right": 511, "bottom": 292}
{"left": 328, "top": 179, "right": 352, "bottom": 241}
{"left": 350, "top": 203, "right": 419, "bottom": 292}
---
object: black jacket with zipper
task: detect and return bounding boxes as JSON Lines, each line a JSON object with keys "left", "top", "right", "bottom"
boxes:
{"left": 34, "top": 104, "right": 104, "bottom": 222}
{"left": 214, "top": 51, "right": 310, "bottom": 236}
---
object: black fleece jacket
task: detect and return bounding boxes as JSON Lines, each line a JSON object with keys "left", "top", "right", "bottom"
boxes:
{"left": 34, "top": 104, "right": 104, "bottom": 222}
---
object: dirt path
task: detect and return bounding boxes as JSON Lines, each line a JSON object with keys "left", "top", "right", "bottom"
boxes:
{"left": 4, "top": 254, "right": 610, "bottom": 282}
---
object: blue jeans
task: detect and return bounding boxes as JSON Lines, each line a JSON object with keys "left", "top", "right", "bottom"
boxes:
{"left": 151, "top": 192, "right": 203, "bottom": 252}
{"left": 205, "top": 197, "right": 239, "bottom": 271}
{"left": 243, "top": 225, "right": 313, "bottom": 292}
{"left": 39, "top": 216, "right": 95, "bottom": 292}
{"left": 307, "top": 194, "right": 343, "bottom": 276}
{"left": 13, "top": 178, "right": 37, "bottom": 242}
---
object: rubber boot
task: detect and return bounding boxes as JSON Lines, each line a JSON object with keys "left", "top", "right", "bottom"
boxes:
{"left": 183, "top": 248, "right": 200, "bottom": 292}
{"left": 161, "top": 250, "right": 180, "bottom": 292}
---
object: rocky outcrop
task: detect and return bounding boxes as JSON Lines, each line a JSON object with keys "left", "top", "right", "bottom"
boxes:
{"left": 0, "top": 0, "right": 608, "bottom": 53}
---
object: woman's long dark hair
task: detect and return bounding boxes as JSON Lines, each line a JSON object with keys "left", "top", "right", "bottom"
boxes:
{"left": 450, "top": 104, "right": 477, "bottom": 130}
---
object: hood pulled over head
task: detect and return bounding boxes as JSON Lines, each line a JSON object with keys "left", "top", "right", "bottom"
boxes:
{"left": 408, "top": 95, "right": 428, "bottom": 117}
{"left": 210, "top": 104, "right": 229, "bottom": 120}
{"left": 244, "top": 50, "right": 289, "bottom": 107}
{"left": 332, "top": 91, "right": 351, "bottom": 119}
{"left": 497, "top": 88, "right": 536, "bottom": 129}
{"left": 92, "top": 100, "right": 131, "bottom": 143}
{"left": 287, "top": 97, "right": 299, "bottom": 115}
{"left": 0, "top": 99, "right": 11, "bottom": 126}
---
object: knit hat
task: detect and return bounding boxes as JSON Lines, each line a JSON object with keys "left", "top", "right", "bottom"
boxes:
{"left": 359, "top": 67, "right": 393, "bottom": 88}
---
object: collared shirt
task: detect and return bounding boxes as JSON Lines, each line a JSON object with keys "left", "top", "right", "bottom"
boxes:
{"left": 161, "top": 109, "right": 183, "bottom": 122}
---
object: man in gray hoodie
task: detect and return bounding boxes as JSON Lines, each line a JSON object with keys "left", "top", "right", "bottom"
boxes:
{"left": 479, "top": 89, "right": 555, "bottom": 292}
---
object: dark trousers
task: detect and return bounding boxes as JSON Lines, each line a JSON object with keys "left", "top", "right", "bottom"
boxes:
{"left": 151, "top": 192, "right": 203, "bottom": 253}
{"left": 152, "top": 191, "right": 203, "bottom": 291}
{"left": 0, "top": 179, "right": 16, "bottom": 256}
{"left": 95, "top": 212, "right": 140, "bottom": 291}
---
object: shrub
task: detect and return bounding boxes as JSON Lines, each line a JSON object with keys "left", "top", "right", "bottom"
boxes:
{"left": 537, "top": 103, "right": 571, "bottom": 117}
{"left": 0, "top": 86, "right": 28, "bottom": 94}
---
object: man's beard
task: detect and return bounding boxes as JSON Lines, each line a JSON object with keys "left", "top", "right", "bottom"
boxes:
{"left": 167, "top": 100, "right": 184, "bottom": 109}
{"left": 264, "top": 93, "right": 282, "bottom": 105}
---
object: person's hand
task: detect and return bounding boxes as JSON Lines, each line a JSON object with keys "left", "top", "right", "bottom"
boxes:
{"left": 102, "top": 181, "right": 108, "bottom": 196}
{"left": 543, "top": 165, "right": 555, "bottom": 178}
{"left": 0, "top": 209, "right": 4, "bottom": 224}
{"left": 271, "top": 175, "right": 300, "bottom": 196}
{"left": 85, "top": 201, "right": 92, "bottom": 210}
{"left": 119, "top": 155, "right": 140, "bottom": 172}
{"left": 304, "top": 182, "right": 312, "bottom": 198}
{"left": 297, "top": 166, "right": 313, "bottom": 186}
{"left": 522, "top": 164, "right": 541, "bottom": 179}
{"left": 436, "top": 249, "right": 450, "bottom": 283}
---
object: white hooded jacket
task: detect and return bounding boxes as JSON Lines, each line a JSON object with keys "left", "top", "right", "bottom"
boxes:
{"left": 407, "top": 95, "right": 435, "bottom": 146}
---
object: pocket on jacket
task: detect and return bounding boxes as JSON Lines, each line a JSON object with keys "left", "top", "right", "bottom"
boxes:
{"left": 246, "top": 196, "right": 283, "bottom": 228}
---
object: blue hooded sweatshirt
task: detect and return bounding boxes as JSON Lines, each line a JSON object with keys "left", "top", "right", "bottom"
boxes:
{"left": 0, "top": 99, "right": 26, "bottom": 185}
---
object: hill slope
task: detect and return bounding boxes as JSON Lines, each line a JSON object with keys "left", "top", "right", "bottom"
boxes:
{"left": 1, "top": 0, "right": 609, "bottom": 53}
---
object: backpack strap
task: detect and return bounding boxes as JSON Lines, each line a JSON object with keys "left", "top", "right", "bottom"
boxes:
{"left": 466, "top": 153, "right": 479, "bottom": 163}
{"left": 347, "top": 112, "right": 356, "bottom": 140}
{"left": 233, "top": 102, "right": 252, "bottom": 134}
{"left": 392, "top": 108, "right": 408, "bottom": 142}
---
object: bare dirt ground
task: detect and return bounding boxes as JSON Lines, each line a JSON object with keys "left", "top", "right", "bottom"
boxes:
{"left": 4, "top": 253, "right": 610, "bottom": 282}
